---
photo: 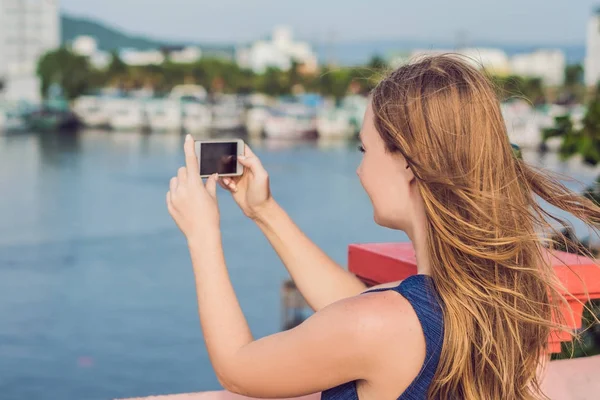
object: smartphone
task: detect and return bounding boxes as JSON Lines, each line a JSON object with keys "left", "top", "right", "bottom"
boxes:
{"left": 195, "top": 139, "right": 245, "bottom": 178}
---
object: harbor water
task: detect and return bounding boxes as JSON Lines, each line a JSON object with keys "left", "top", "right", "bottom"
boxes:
{"left": 0, "top": 130, "right": 598, "bottom": 400}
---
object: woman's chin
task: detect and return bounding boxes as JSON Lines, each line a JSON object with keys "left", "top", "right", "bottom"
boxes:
{"left": 374, "top": 212, "right": 405, "bottom": 231}
{"left": 373, "top": 213, "right": 391, "bottom": 229}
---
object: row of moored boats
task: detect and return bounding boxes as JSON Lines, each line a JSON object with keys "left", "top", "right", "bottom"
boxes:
{"left": 0, "top": 85, "right": 369, "bottom": 140}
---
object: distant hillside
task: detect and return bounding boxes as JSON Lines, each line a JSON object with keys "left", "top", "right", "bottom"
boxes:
{"left": 61, "top": 14, "right": 585, "bottom": 66}
{"left": 61, "top": 14, "right": 235, "bottom": 56}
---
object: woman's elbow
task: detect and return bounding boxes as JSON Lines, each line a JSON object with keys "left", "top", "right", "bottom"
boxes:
{"left": 216, "top": 368, "right": 245, "bottom": 395}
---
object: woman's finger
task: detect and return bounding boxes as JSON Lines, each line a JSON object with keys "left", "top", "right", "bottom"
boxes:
{"left": 166, "top": 191, "right": 175, "bottom": 214}
{"left": 177, "top": 166, "right": 187, "bottom": 183}
{"left": 221, "top": 177, "right": 238, "bottom": 193}
{"left": 170, "top": 177, "right": 178, "bottom": 193}
{"left": 183, "top": 135, "right": 200, "bottom": 178}
{"left": 218, "top": 179, "right": 232, "bottom": 192}
{"left": 205, "top": 174, "right": 218, "bottom": 199}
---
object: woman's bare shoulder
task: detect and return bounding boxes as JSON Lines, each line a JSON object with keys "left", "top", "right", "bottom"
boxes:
{"left": 338, "top": 286, "right": 428, "bottom": 391}
{"left": 321, "top": 288, "right": 425, "bottom": 351}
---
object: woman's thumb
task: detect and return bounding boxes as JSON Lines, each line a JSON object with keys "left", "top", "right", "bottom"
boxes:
{"left": 238, "top": 155, "right": 263, "bottom": 174}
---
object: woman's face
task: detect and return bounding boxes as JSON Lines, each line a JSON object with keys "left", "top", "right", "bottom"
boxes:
{"left": 356, "top": 103, "right": 417, "bottom": 232}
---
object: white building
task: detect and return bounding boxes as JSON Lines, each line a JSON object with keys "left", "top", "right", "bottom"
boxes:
{"left": 72, "top": 35, "right": 97, "bottom": 57}
{"left": 236, "top": 26, "right": 318, "bottom": 74}
{"left": 457, "top": 48, "right": 511, "bottom": 75}
{"left": 0, "top": 0, "right": 60, "bottom": 102}
{"left": 169, "top": 46, "right": 202, "bottom": 64}
{"left": 71, "top": 36, "right": 201, "bottom": 69}
{"left": 406, "top": 48, "right": 511, "bottom": 76}
{"left": 585, "top": 8, "right": 600, "bottom": 87}
{"left": 510, "top": 50, "right": 566, "bottom": 86}
{"left": 71, "top": 35, "right": 111, "bottom": 69}
{"left": 114, "top": 46, "right": 202, "bottom": 67}
{"left": 120, "top": 48, "right": 165, "bottom": 66}
{"left": 90, "top": 52, "right": 112, "bottom": 70}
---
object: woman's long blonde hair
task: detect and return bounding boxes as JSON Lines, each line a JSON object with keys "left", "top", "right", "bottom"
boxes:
{"left": 371, "top": 55, "right": 600, "bottom": 399}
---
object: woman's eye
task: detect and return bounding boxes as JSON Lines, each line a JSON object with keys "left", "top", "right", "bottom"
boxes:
{"left": 358, "top": 145, "right": 365, "bottom": 153}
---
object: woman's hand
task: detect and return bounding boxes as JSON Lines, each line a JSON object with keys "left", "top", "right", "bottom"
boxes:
{"left": 167, "top": 135, "right": 220, "bottom": 242}
{"left": 220, "top": 145, "right": 273, "bottom": 220}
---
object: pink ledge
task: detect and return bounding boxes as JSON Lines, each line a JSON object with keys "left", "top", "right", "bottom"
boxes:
{"left": 119, "top": 356, "right": 600, "bottom": 400}
{"left": 119, "top": 392, "right": 320, "bottom": 400}
{"left": 348, "top": 242, "right": 600, "bottom": 354}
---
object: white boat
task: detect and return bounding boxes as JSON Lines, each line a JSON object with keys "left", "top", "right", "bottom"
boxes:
{"left": 108, "top": 98, "right": 148, "bottom": 131}
{"left": 317, "top": 108, "right": 355, "bottom": 139}
{"left": 570, "top": 104, "right": 586, "bottom": 131}
{"left": 316, "top": 95, "right": 367, "bottom": 139}
{"left": 73, "top": 96, "right": 110, "bottom": 128}
{"left": 246, "top": 106, "right": 270, "bottom": 137}
{"left": 341, "top": 95, "right": 368, "bottom": 131}
{"left": 501, "top": 101, "right": 544, "bottom": 149}
{"left": 169, "top": 84, "right": 208, "bottom": 102}
{"left": 210, "top": 96, "right": 245, "bottom": 131}
{"left": 146, "top": 99, "right": 182, "bottom": 132}
{"left": 0, "top": 102, "right": 28, "bottom": 133}
{"left": 182, "top": 101, "right": 212, "bottom": 133}
{"left": 264, "top": 104, "right": 317, "bottom": 139}
{"left": 245, "top": 94, "right": 272, "bottom": 137}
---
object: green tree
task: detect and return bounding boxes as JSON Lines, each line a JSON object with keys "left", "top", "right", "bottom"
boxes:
{"left": 575, "top": 84, "right": 600, "bottom": 165}
{"left": 37, "top": 47, "right": 94, "bottom": 100}
{"left": 565, "top": 64, "right": 584, "bottom": 86}
{"left": 367, "top": 55, "right": 387, "bottom": 70}
{"left": 557, "top": 64, "right": 586, "bottom": 105}
{"left": 493, "top": 75, "right": 546, "bottom": 105}
{"left": 257, "top": 67, "right": 289, "bottom": 96}
{"left": 546, "top": 85, "right": 600, "bottom": 166}
{"left": 33, "top": 48, "right": 397, "bottom": 100}
{"left": 104, "top": 51, "right": 129, "bottom": 88}
{"left": 237, "top": 68, "right": 256, "bottom": 94}
{"left": 185, "top": 58, "right": 255, "bottom": 94}
{"left": 106, "top": 51, "right": 128, "bottom": 77}
{"left": 289, "top": 60, "right": 301, "bottom": 88}
{"left": 523, "top": 77, "right": 545, "bottom": 104}
{"left": 156, "top": 61, "right": 185, "bottom": 93}
{"left": 543, "top": 115, "right": 579, "bottom": 156}
{"left": 328, "top": 69, "right": 354, "bottom": 100}
{"left": 318, "top": 67, "right": 335, "bottom": 98}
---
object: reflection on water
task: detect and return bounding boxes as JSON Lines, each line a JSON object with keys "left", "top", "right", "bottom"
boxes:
{"left": 0, "top": 130, "right": 598, "bottom": 400}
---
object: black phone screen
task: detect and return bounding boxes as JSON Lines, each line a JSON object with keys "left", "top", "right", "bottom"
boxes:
{"left": 200, "top": 142, "right": 238, "bottom": 175}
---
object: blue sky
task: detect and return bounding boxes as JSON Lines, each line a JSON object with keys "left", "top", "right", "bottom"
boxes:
{"left": 60, "top": 0, "right": 598, "bottom": 45}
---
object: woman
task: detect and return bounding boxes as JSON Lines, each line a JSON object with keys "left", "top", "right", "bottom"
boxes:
{"left": 166, "top": 55, "right": 600, "bottom": 399}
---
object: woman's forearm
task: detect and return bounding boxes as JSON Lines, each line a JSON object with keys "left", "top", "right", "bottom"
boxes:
{"left": 254, "top": 200, "right": 367, "bottom": 311}
{"left": 187, "top": 234, "right": 253, "bottom": 383}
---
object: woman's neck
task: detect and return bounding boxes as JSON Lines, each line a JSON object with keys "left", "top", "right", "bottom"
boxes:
{"left": 405, "top": 213, "right": 432, "bottom": 276}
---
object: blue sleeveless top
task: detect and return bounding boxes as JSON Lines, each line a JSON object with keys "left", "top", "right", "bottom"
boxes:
{"left": 321, "top": 274, "right": 444, "bottom": 400}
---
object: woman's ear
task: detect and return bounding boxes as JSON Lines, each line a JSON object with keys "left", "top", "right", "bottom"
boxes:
{"left": 404, "top": 164, "right": 416, "bottom": 183}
